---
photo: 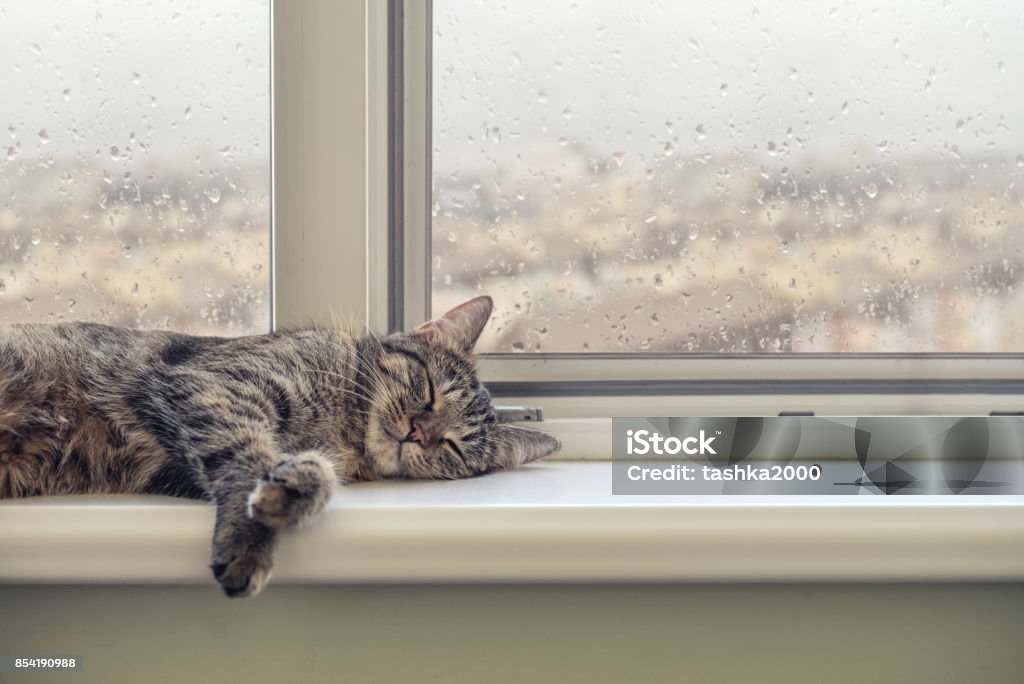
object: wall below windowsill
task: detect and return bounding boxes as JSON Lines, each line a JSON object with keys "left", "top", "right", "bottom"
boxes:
{"left": 2, "top": 461, "right": 1023, "bottom": 583}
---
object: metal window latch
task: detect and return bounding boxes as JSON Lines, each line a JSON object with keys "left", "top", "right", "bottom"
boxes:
{"left": 494, "top": 405, "right": 545, "bottom": 423}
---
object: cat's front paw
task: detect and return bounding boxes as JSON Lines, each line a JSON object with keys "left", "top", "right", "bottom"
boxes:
{"left": 247, "top": 451, "right": 336, "bottom": 529}
{"left": 211, "top": 541, "right": 274, "bottom": 598}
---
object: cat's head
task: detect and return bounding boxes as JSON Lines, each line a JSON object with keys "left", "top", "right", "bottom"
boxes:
{"left": 361, "top": 295, "right": 560, "bottom": 479}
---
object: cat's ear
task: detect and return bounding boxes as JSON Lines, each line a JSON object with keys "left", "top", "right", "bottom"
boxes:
{"left": 415, "top": 295, "right": 493, "bottom": 353}
{"left": 490, "top": 424, "right": 561, "bottom": 470}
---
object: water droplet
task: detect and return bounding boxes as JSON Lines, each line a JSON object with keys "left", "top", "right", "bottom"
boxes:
{"left": 6, "top": 146, "right": 18, "bottom": 160}
{"left": 688, "top": 224, "right": 699, "bottom": 240}
{"left": 537, "top": 89, "right": 548, "bottom": 103}
{"left": 663, "top": 139, "right": 677, "bottom": 157}
{"left": 561, "top": 106, "right": 572, "bottom": 119}
{"left": 841, "top": 101, "right": 848, "bottom": 115}
{"left": 30, "top": 227, "right": 41, "bottom": 245}
{"left": 184, "top": 106, "right": 192, "bottom": 120}
{"left": 644, "top": 214, "right": 657, "bottom": 224}
{"left": 1017, "top": 154, "right": 1024, "bottom": 167}
{"left": 719, "top": 83, "right": 728, "bottom": 97}
{"left": 30, "top": 43, "right": 43, "bottom": 55}
{"left": 37, "top": 129, "right": 49, "bottom": 144}
{"left": 131, "top": 282, "right": 139, "bottom": 296}
{"left": 654, "top": 274, "right": 664, "bottom": 290}
{"left": 955, "top": 118, "right": 965, "bottom": 131}
{"left": 863, "top": 182, "right": 878, "bottom": 199}
{"left": 0, "top": 279, "right": 6, "bottom": 294}
{"left": 447, "top": 232, "right": 457, "bottom": 242}
{"left": 110, "top": 145, "right": 120, "bottom": 160}
{"left": 205, "top": 187, "right": 222, "bottom": 203}
{"left": 767, "top": 141, "right": 777, "bottom": 155}
{"left": 611, "top": 150, "right": 625, "bottom": 167}
{"left": 695, "top": 123, "right": 706, "bottom": 139}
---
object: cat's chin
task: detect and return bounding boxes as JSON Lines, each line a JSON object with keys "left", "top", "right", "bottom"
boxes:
{"left": 364, "top": 432, "right": 404, "bottom": 478}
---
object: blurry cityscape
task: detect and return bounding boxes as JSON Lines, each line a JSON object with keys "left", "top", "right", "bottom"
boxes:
{"left": 0, "top": 150, "right": 269, "bottom": 335}
{"left": 433, "top": 145, "right": 1024, "bottom": 353}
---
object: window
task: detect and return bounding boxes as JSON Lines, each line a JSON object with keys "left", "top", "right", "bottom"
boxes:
{"left": 422, "top": 0, "right": 1024, "bottom": 362}
{"left": 0, "top": 0, "right": 270, "bottom": 335}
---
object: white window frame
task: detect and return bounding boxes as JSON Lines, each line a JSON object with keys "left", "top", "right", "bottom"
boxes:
{"left": 370, "top": 0, "right": 1024, "bottom": 424}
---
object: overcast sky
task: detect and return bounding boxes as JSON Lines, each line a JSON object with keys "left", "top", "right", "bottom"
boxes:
{"left": 0, "top": 0, "right": 1019, "bottom": 176}
{"left": 0, "top": 0, "right": 269, "bottom": 166}
{"left": 434, "top": 0, "right": 1024, "bottom": 172}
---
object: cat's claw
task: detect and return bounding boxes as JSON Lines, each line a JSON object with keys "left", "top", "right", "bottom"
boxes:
{"left": 211, "top": 550, "right": 273, "bottom": 598}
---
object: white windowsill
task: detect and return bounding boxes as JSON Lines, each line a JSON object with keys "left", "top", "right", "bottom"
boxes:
{"left": 2, "top": 461, "right": 1023, "bottom": 584}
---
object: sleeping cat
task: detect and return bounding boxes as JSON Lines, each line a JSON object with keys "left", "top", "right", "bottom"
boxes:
{"left": 0, "top": 295, "right": 559, "bottom": 596}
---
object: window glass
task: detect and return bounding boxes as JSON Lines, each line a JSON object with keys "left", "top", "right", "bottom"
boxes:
{"left": 433, "top": 0, "right": 1024, "bottom": 353}
{"left": 0, "top": 0, "right": 270, "bottom": 334}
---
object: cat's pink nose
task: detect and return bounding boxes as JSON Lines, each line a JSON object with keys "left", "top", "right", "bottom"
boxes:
{"left": 409, "top": 419, "right": 428, "bottom": 445}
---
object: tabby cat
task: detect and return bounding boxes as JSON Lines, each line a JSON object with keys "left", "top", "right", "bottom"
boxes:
{"left": 0, "top": 296, "right": 559, "bottom": 596}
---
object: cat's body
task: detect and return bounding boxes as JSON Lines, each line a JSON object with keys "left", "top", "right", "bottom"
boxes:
{"left": 0, "top": 297, "right": 558, "bottom": 596}
{"left": 0, "top": 322, "right": 367, "bottom": 499}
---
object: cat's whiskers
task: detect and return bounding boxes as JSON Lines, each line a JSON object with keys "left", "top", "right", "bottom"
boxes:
{"left": 300, "top": 369, "right": 390, "bottom": 416}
